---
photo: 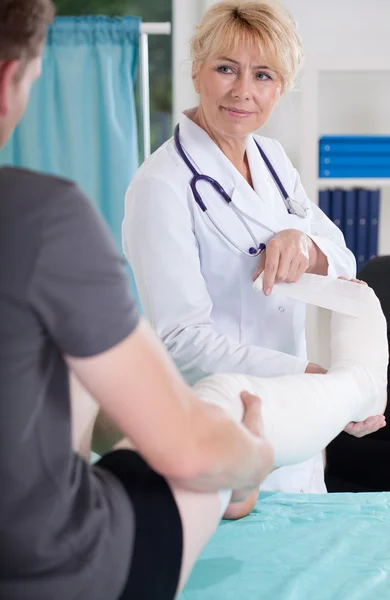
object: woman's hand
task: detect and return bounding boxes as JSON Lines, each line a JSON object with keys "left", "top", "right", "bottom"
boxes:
{"left": 344, "top": 415, "right": 386, "bottom": 438}
{"left": 253, "top": 229, "right": 327, "bottom": 296}
{"left": 305, "top": 362, "right": 327, "bottom": 374}
{"left": 338, "top": 276, "right": 368, "bottom": 286}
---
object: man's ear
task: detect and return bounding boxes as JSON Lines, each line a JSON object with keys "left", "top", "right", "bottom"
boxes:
{"left": 0, "top": 60, "right": 20, "bottom": 117}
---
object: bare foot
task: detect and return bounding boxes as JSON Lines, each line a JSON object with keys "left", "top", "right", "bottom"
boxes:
{"left": 223, "top": 489, "right": 259, "bottom": 520}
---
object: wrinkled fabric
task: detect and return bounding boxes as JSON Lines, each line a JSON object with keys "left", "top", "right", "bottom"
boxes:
{"left": 181, "top": 492, "right": 390, "bottom": 600}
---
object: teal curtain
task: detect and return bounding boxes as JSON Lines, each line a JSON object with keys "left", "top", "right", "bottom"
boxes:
{"left": 0, "top": 16, "right": 140, "bottom": 256}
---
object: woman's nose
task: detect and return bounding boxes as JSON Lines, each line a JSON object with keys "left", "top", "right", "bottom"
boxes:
{"left": 231, "top": 72, "right": 252, "bottom": 100}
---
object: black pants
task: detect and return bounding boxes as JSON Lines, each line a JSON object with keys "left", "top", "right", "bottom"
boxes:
{"left": 97, "top": 450, "right": 183, "bottom": 599}
{"left": 326, "top": 430, "right": 390, "bottom": 493}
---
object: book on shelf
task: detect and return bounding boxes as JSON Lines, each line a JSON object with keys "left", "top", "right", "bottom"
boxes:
{"left": 368, "top": 189, "right": 380, "bottom": 261}
{"left": 319, "top": 189, "right": 331, "bottom": 217}
{"left": 356, "top": 189, "right": 369, "bottom": 271}
{"left": 331, "top": 189, "right": 344, "bottom": 230}
{"left": 317, "top": 187, "right": 380, "bottom": 270}
{"left": 344, "top": 189, "right": 356, "bottom": 258}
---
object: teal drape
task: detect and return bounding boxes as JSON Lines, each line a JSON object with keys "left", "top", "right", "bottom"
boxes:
{"left": 0, "top": 16, "right": 140, "bottom": 257}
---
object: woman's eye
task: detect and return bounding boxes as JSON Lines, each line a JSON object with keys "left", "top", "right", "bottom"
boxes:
{"left": 216, "top": 65, "right": 234, "bottom": 74}
{"left": 256, "top": 72, "right": 272, "bottom": 81}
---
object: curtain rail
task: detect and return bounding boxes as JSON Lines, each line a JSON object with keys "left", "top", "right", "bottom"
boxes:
{"left": 140, "top": 22, "right": 171, "bottom": 35}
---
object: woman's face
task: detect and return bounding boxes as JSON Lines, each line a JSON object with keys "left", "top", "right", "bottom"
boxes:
{"left": 193, "top": 43, "right": 283, "bottom": 140}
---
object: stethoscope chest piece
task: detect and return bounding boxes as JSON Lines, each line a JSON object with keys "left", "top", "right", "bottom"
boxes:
{"left": 288, "top": 198, "right": 307, "bottom": 219}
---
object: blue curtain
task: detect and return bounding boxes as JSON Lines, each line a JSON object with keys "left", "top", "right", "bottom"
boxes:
{"left": 0, "top": 16, "right": 140, "bottom": 258}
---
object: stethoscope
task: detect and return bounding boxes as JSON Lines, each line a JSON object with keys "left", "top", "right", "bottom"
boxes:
{"left": 174, "top": 124, "right": 307, "bottom": 257}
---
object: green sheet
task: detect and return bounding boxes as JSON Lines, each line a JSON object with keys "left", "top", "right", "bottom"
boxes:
{"left": 180, "top": 492, "right": 390, "bottom": 600}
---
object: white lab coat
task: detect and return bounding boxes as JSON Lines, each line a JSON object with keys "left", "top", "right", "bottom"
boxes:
{"left": 123, "top": 112, "right": 356, "bottom": 493}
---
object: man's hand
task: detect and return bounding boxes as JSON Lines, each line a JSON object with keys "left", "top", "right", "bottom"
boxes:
{"left": 253, "top": 229, "right": 327, "bottom": 296}
{"left": 224, "top": 392, "right": 273, "bottom": 520}
{"left": 236, "top": 390, "right": 273, "bottom": 492}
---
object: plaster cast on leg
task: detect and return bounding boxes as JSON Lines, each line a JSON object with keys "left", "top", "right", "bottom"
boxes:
{"left": 193, "top": 274, "right": 388, "bottom": 468}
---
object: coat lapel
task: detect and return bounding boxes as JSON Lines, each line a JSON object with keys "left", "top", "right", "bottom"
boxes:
{"left": 179, "top": 113, "right": 240, "bottom": 196}
{"left": 239, "top": 135, "right": 284, "bottom": 233}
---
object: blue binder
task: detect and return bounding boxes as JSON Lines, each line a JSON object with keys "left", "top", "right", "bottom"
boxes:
{"left": 320, "top": 136, "right": 390, "bottom": 155}
{"left": 356, "top": 189, "right": 369, "bottom": 270}
{"left": 321, "top": 143, "right": 390, "bottom": 155}
{"left": 321, "top": 135, "right": 390, "bottom": 143}
{"left": 343, "top": 189, "right": 356, "bottom": 257}
{"left": 331, "top": 189, "right": 344, "bottom": 231}
{"left": 320, "top": 166, "right": 390, "bottom": 178}
{"left": 320, "top": 155, "right": 390, "bottom": 167}
{"left": 319, "top": 189, "right": 331, "bottom": 217}
{"left": 367, "top": 189, "right": 380, "bottom": 261}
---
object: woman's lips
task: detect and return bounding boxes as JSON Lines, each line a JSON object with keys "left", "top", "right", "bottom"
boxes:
{"left": 222, "top": 107, "right": 254, "bottom": 118}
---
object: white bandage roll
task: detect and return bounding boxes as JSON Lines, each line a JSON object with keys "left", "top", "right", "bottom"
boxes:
{"left": 194, "top": 274, "right": 388, "bottom": 468}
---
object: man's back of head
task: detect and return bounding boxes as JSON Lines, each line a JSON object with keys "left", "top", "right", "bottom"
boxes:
{"left": 0, "top": 0, "right": 55, "bottom": 148}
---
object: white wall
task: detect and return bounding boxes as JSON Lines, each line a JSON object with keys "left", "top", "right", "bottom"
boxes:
{"left": 173, "top": 0, "right": 221, "bottom": 123}
{"left": 172, "top": 0, "right": 390, "bottom": 365}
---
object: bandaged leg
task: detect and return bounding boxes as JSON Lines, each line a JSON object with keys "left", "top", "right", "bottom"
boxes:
{"left": 193, "top": 274, "right": 388, "bottom": 468}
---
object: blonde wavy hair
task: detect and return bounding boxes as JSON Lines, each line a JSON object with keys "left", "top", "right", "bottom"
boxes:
{"left": 191, "top": 0, "right": 304, "bottom": 92}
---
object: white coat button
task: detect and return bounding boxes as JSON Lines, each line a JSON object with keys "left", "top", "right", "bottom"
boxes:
{"left": 278, "top": 306, "right": 285, "bottom": 313}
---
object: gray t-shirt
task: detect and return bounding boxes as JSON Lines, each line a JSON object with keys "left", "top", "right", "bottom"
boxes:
{"left": 0, "top": 167, "right": 140, "bottom": 599}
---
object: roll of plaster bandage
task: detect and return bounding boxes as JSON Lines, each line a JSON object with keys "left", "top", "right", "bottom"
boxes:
{"left": 193, "top": 274, "right": 388, "bottom": 468}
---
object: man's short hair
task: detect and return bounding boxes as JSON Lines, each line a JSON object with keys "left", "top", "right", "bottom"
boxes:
{"left": 0, "top": 0, "right": 55, "bottom": 65}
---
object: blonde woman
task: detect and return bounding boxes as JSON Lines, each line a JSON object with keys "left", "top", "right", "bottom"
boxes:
{"left": 124, "top": 0, "right": 382, "bottom": 497}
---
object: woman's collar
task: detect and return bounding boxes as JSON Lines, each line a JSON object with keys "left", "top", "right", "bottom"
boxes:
{"left": 179, "top": 110, "right": 250, "bottom": 189}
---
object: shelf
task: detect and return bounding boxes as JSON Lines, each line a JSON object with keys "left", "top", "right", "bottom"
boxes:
{"left": 317, "top": 178, "right": 390, "bottom": 188}
{"left": 314, "top": 65, "right": 390, "bottom": 73}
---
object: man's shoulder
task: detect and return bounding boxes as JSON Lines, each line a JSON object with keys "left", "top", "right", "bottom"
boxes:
{"left": 0, "top": 166, "right": 90, "bottom": 228}
{"left": 0, "top": 166, "right": 78, "bottom": 199}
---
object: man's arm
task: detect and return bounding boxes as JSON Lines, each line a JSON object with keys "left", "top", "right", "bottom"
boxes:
{"left": 28, "top": 183, "right": 272, "bottom": 493}
{"left": 68, "top": 320, "right": 274, "bottom": 493}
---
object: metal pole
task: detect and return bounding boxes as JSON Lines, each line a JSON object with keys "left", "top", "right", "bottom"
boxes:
{"left": 139, "top": 23, "right": 172, "bottom": 161}
{"left": 140, "top": 32, "right": 151, "bottom": 161}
